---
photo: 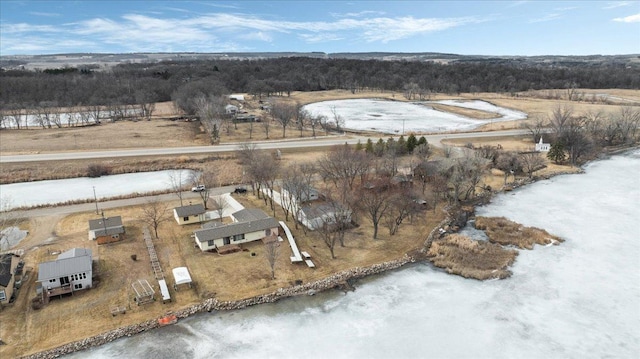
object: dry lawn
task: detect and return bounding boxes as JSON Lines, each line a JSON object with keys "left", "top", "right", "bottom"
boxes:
{"left": 427, "top": 234, "right": 518, "bottom": 280}
{"left": 474, "top": 216, "right": 563, "bottom": 249}
{"left": 0, "top": 190, "right": 446, "bottom": 357}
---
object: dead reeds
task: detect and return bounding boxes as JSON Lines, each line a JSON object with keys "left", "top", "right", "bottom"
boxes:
{"left": 474, "top": 216, "right": 563, "bottom": 249}
{"left": 427, "top": 234, "right": 518, "bottom": 280}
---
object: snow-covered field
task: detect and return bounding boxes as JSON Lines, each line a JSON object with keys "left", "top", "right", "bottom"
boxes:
{"left": 67, "top": 150, "right": 640, "bottom": 359}
{"left": 302, "top": 99, "right": 527, "bottom": 134}
{"left": 0, "top": 169, "right": 195, "bottom": 210}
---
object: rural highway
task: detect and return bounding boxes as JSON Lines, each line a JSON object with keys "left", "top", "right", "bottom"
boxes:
{"left": 0, "top": 129, "right": 529, "bottom": 163}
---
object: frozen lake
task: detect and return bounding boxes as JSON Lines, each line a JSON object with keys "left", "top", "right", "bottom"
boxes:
{"left": 67, "top": 149, "right": 640, "bottom": 359}
{"left": 0, "top": 170, "right": 195, "bottom": 210}
{"left": 302, "top": 99, "right": 527, "bottom": 134}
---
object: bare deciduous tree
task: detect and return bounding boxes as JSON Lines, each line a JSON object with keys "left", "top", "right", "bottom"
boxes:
{"left": 141, "top": 198, "right": 170, "bottom": 239}
{"left": 190, "top": 170, "right": 217, "bottom": 209}
{"left": 168, "top": 171, "right": 187, "bottom": 206}
{"left": 264, "top": 240, "right": 280, "bottom": 279}
{"left": 210, "top": 195, "right": 228, "bottom": 221}
{"left": 495, "top": 151, "right": 521, "bottom": 185}
{"left": 271, "top": 101, "right": 297, "bottom": 138}
{"left": 519, "top": 152, "right": 547, "bottom": 179}
{"left": 355, "top": 178, "right": 393, "bottom": 239}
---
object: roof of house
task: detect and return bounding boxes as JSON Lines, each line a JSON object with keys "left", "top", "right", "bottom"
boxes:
{"left": 88, "top": 216, "right": 123, "bottom": 231}
{"left": 231, "top": 208, "right": 270, "bottom": 222}
{"left": 0, "top": 254, "right": 18, "bottom": 288}
{"left": 57, "top": 248, "right": 92, "bottom": 260}
{"left": 37, "top": 248, "right": 92, "bottom": 282}
{"left": 194, "top": 212, "right": 278, "bottom": 243}
{"left": 174, "top": 203, "right": 206, "bottom": 217}
{"left": 300, "top": 202, "right": 350, "bottom": 219}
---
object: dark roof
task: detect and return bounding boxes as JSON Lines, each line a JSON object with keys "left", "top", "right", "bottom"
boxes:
{"left": 37, "top": 248, "right": 92, "bottom": 282}
{"left": 232, "top": 208, "right": 270, "bottom": 222}
{"left": 88, "top": 216, "right": 123, "bottom": 231}
{"left": 0, "top": 254, "right": 18, "bottom": 288}
{"left": 174, "top": 203, "right": 206, "bottom": 217}
{"left": 195, "top": 214, "right": 278, "bottom": 243}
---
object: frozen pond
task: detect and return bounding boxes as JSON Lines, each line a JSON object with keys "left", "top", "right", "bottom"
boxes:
{"left": 67, "top": 149, "right": 640, "bottom": 359}
{"left": 0, "top": 169, "right": 195, "bottom": 210}
{"left": 302, "top": 99, "right": 527, "bottom": 134}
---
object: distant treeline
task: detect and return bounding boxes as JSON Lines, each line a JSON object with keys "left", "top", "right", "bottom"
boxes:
{"left": 1, "top": 57, "right": 638, "bottom": 112}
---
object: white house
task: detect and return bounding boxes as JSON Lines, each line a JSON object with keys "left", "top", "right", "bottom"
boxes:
{"left": 193, "top": 209, "right": 279, "bottom": 251}
{"left": 225, "top": 104, "right": 239, "bottom": 115}
{"left": 535, "top": 137, "right": 550, "bottom": 152}
{"left": 37, "top": 248, "right": 93, "bottom": 300}
{"left": 229, "top": 94, "right": 245, "bottom": 101}
{"left": 174, "top": 203, "right": 207, "bottom": 225}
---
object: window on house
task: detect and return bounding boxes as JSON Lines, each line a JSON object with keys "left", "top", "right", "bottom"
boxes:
{"left": 207, "top": 240, "right": 214, "bottom": 246}
{"left": 74, "top": 284, "right": 83, "bottom": 290}
{"left": 82, "top": 273, "right": 86, "bottom": 279}
{"left": 183, "top": 217, "right": 189, "bottom": 221}
{"left": 233, "top": 234, "right": 245, "bottom": 241}
{"left": 49, "top": 279, "right": 55, "bottom": 283}
{"left": 0, "top": 290, "right": 6, "bottom": 301}
{"left": 265, "top": 229, "right": 271, "bottom": 236}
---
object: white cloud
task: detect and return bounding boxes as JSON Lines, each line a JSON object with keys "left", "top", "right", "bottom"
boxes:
{"left": 29, "top": 11, "right": 60, "bottom": 17}
{"left": 613, "top": 13, "right": 640, "bottom": 22}
{"left": 331, "top": 10, "right": 386, "bottom": 18}
{"left": 238, "top": 31, "right": 273, "bottom": 42}
{"left": 529, "top": 13, "right": 563, "bottom": 23}
{"left": 603, "top": 1, "right": 633, "bottom": 9}
{"left": 0, "top": 11, "right": 481, "bottom": 54}
{"left": 298, "top": 33, "right": 345, "bottom": 43}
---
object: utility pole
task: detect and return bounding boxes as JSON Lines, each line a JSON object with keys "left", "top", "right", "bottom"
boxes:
{"left": 93, "top": 186, "right": 99, "bottom": 214}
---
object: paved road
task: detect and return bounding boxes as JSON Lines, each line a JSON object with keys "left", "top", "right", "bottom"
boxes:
{"left": 0, "top": 129, "right": 530, "bottom": 163}
{"left": 7, "top": 186, "right": 239, "bottom": 219}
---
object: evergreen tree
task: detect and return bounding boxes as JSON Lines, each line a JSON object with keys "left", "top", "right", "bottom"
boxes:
{"left": 547, "top": 142, "right": 566, "bottom": 164}
{"left": 406, "top": 134, "right": 418, "bottom": 153}
{"left": 365, "top": 138, "right": 374, "bottom": 153}
{"left": 396, "top": 135, "right": 407, "bottom": 155}
{"left": 355, "top": 140, "right": 364, "bottom": 151}
{"left": 374, "top": 138, "right": 386, "bottom": 157}
{"left": 417, "top": 136, "right": 427, "bottom": 146}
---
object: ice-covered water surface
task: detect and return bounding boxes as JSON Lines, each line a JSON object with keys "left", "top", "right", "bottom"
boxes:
{"left": 302, "top": 99, "right": 527, "bottom": 134}
{"left": 68, "top": 150, "right": 640, "bottom": 359}
{"left": 0, "top": 169, "right": 195, "bottom": 210}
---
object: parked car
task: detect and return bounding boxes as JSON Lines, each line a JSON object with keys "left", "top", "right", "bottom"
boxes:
{"left": 191, "top": 185, "right": 206, "bottom": 192}
{"left": 233, "top": 187, "right": 247, "bottom": 194}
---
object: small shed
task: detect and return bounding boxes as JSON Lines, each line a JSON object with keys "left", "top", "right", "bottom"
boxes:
{"left": 88, "top": 216, "right": 125, "bottom": 244}
{"left": 132, "top": 279, "right": 155, "bottom": 305}
{"left": 172, "top": 267, "right": 193, "bottom": 290}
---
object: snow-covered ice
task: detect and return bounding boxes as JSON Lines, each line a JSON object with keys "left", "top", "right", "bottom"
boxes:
{"left": 302, "top": 99, "right": 527, "bottom": 134}
{"left": 0, "top": 169, "right": 195, "bottom": 210}
{"left": 67, "top": 150, "right": 640, "bottom": 359}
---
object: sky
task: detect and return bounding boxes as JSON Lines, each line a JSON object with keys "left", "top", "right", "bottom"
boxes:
{"left": 0, "top": 1, "right": 639, "bottom": 56}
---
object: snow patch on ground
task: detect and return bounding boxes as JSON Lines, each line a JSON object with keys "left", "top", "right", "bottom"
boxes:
{"left": 302, "top": 99, "right": 527, "bottom": 134}
{"left": 1, "top": 226, "right": 28, "bottom": 251}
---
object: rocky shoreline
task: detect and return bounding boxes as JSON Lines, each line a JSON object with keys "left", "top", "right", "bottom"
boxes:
{"left": 20, "top": 255, "right": 424, "bottom": 359}
{"left": 22, "top": 149, "right": 639, "bottom": 359}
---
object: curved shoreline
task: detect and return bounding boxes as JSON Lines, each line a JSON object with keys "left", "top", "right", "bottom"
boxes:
{"left": 17, "top": 145, "right": 640, "bottom": 359}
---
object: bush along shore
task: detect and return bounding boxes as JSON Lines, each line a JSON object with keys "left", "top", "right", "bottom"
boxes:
{"left": 19, "top": 160, "right": 604, "bottom": 359}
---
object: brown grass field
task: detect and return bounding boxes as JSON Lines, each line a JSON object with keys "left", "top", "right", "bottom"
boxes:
{"left": 0, "top": 191, "right": 446, "bottom": 357}
{"left": 0, "top": 88, "right": 636, "bottom": 357}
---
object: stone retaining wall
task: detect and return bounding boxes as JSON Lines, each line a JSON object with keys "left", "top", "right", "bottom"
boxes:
{"left": 21, "top": 256, "right": 413, "bottom": 359}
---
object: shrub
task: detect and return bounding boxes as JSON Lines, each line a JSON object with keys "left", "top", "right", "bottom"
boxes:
{"left": 87, "top": 164, "right": 111, "bottom": 177}
{"left": 131, "top": 254, "right": 137, "bottom": 261}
